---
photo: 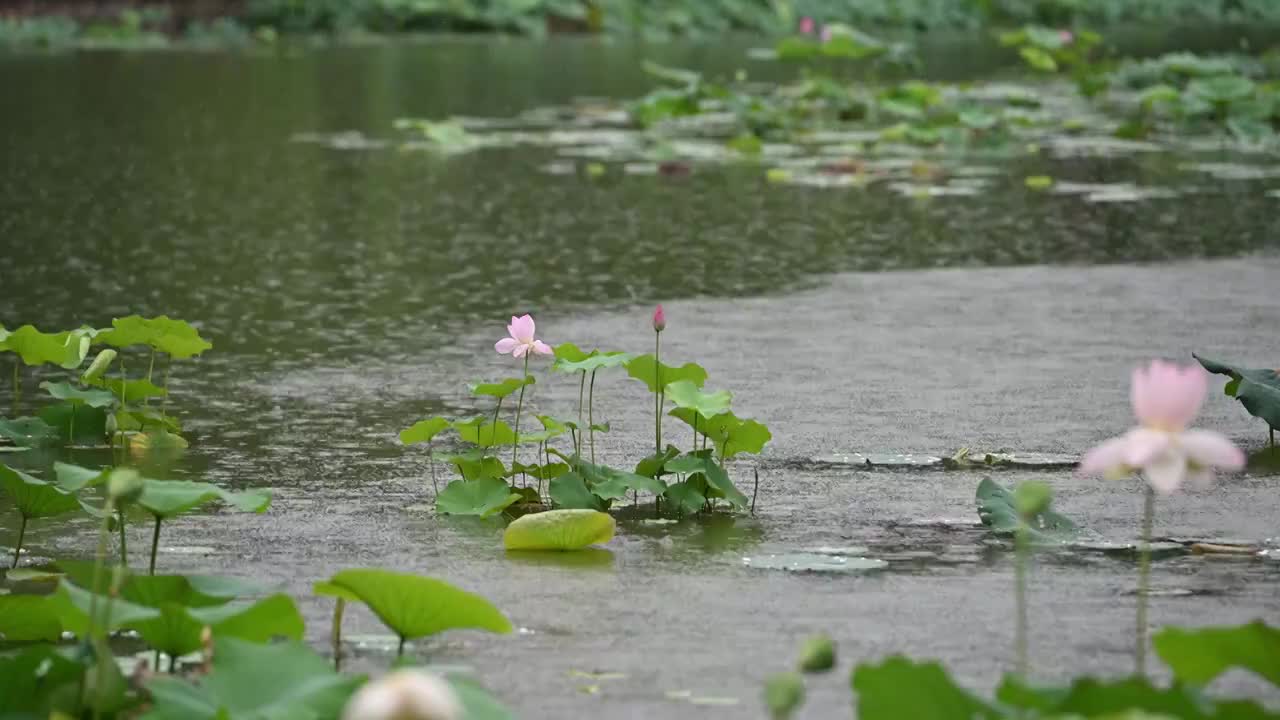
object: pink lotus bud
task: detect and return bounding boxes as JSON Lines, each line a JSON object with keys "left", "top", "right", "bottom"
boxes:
{"left": 652, "top": 305, "right": 666, "bottom": 332}
{"left": 1059, "top": 30, "right": 1073, "bottom": 44}
{"left": 798, "top": 16, "right": 815, "bottom": 35}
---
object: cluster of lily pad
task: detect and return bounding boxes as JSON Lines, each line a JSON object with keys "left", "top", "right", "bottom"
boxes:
{"left": 400, "top": 309, "right": 772, "bottom": 547}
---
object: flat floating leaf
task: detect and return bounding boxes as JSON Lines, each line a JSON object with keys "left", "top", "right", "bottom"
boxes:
{"left": 400, "top": 416, "right": 451, "bottom": 445}
{"left": 436, "top": 477, "right": 521, "bottom": 517}
{"left": 322, "top": 568, "right": 512, "bottom": 641}
{"left": 743, "top": 553, "right": 887, "bottom": 573}
{"left": 1153, "top": 621, "right": 1280, "bottom": 688}
{"left": 504, "top": 509, "right": 616, "bottom": 551}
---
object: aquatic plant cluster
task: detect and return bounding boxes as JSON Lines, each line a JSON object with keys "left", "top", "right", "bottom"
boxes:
{"left": 400, "top": 310, "right": 772, "bottom": 528}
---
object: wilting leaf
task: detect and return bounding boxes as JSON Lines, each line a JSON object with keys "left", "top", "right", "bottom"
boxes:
{"left": 0, "top": 463, "right": 80, "bottom": 519}
{"left": 1195, "top": 355, "right": 1280, "bottom": 430}
{"left": 144, "top": 638, "right": 361, "bottom": 720}
{"left": 851, "top": 657, "right": 999, "bottom": 720}
{"left": 39, "top": 381, "right": 115, "bottom": 408}
{"left": 96, "top": 315, "right": 212, "bottom": 359}
{"left": 0, "top": 594, "right": 63, "bottom": 641}
{"left": 469, "top": 376, "right": 534, "bottom": 399}
{"left": 318, "top": 568, "right": 512, "bottom": 642}
{"left": 504, "top": 509, "right": 616, "bottom": 550}
{"left": 976, "top": 478, "right": 1079, "bottom": 542}
{"left": 664, "top": 380, "right": 732, "bottom": 420}
{"left": 138, "top": 479, "right": 271, "bottom": 519}
{"left": 399, "top": 416, "right": 451, "bottom": 445}
{"left": 1153, "top": 621, "right": 1280, "bottom": 688}
{"left": 435, "top": 477, "right": 521, "bottom": 517}
{"left": 626, "top": 354, "right": 707, "bottom": 393}
{"left": 549, "top": 471, "right": 606, "bottom": 510}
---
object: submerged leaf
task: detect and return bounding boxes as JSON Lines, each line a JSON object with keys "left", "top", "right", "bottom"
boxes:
{"left": 321, "top": 568, "right": 512, "bottom": 641}
{"left": 504, "top": 509, "right": 616, "bottom": 550}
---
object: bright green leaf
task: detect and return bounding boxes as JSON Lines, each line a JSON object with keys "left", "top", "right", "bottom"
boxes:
{"left": 39, "top": 381, "right": 115, "bottom": 408}
{"left": 435, "top": 477, "right": 521, "bottom": 517}
{"left": 0, "top": 325, "right": 93, "bottom": 368}
{"left": 0, "top": 594, "right": 63, "bottom": 641}
{"left": 469, "top": 376, "right": 534, "bottom": 399}
{"left": 626, "top": 354, "right": 707, "bottom": 393}
{"left": 851, "top": 656, "right": 1000, "bottom": 720}
{"left": 323, "top": 568, "right": 512, "bottom": 641}
{"left": 665, "top": 380, "right": 732, "bottom": 420}
{"left": 97, "top": 316, "right": 212, "bottom": 359}
{"left": 138, "top": 479, "right": 271, "bottom": 519}
{"left": 0, "top": 463, "right": 80, "bottom": 519}
{"left": 549, "top": 471, "right": 606, "bottom": 510}
{"left": 400, "top": 417, "right": 451, "bottom": 445}
{"left": 504, "top": 509, "right": 616, "bottom": 550}
{"left": 1153, "top": 621, "right": 1280, "bottom": 688}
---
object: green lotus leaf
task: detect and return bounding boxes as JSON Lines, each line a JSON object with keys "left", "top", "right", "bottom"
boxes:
{"left": 1195, "top": 355, "right": 1280, "bottom": 430}
{"left": 0, "top": 416, "right": 60, "bottom": 448}
{"left": 39, "top": 381, "right": 115, "bottom": 408}
{"left": 53, "top": 461, "right": 109, "bottom": 492}
{"left": 665, "top": 380, "right": 732, "bottom": 420}
{"left": 133, "top": 594, "right": 305, "bottom": 659}
{"left": 97, "top": 315, "right": 212, "bottom": 359}
{"left": 553, "top": 350, "right": 634, "bottom": 374}
{"left": 764, "top": 672, "right": 805, "bottom": 719}
{"left": 662, "top": 452, "right": 747, "bottom": 509}
{"left": 996, "top": 672, "right": 1261, "bottom": 718}
{"left": 1153, "top": 621, "right": 1280, "bottom": 688}
{"left": 1189, "top": 75, "right": 1256, "bottom": 105}
{"left": 635, "top": 446, "right": 681, "bottom": 478}
{"left": 321, "top": 568, "right": 512, "bottom": 642}
{"left": 0, "top": 594, "right": 63, "bottom": 641}
{"left": 38, "top": 402, "right": 108, "bottom": 445}
{"left": 469, "top": 376, "right": 534, "bottom": 399}
{"left": 549, "top": 471, "right": 606, "bottom": 510}
{"left": 0, "top": 463, "right": 80, "bottom": 519}
{"left": 0, "top": 325, "right": 93, "bottom": 368}
{"left": 668, "top": 409, "right": 772, "bottom": 458}
{"left": 449, "top": 677, "right": 516, "bottom": 720}
{"left": 508, "top": 461, "right": 569, "bottom": 481}
{"left": 52, "top": 579, "right": 163, "bottom": 634}
{"left": 1020, "top": 46, "right": 1058, "bottom": 72}
{"left": 399, "top": 416, "right": 451, "bottom": 445}
{"left": 144, "top": 637, "right": 361, "bottom": 720}
{"left": 504, "top": 509, "right": 616, "bottom": 550}
{"left": 976, "top": 478, "right": 1079, "bottom": 542}
{"left": 574, "top": 459, "right": 667, "bottom": 500}
{"left": 435, "top": 477, "right": 520, "bottom": 517}
{"left": 625, "top": 354, "right": 707, "bottom": 393}
{"left": 663, "top": 479, "right": 707, "bottom": 514}
{"left": 435, "top": 449, "right": 506, "bottom": 481}
{"left": 95, "top": 377, "right": 168, "bottom": 402}
{"left": 81, "top": 349, "right": 118, "bottom": 384}
{"left": 138, "top": 479, "right": 271, "bottom": 519}
{"left": 0, "top": 644, "right": 88, "bottom": 716}
{"left": 852, "top": 657, "right": 999, "bottom": 720}
{"left": 453, "top": 418, "right": 517, "bottom": 448}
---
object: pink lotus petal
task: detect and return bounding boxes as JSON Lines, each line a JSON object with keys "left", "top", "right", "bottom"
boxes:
{"left": 509, "top": 314, "right": 535, "bottom": 344}
{"left": 1079, "top": 435, "right": 1127, "bottom": 476}
{"left": 1143, "top": 447, "right": 1187, "bottom": 495}
{"left": 1180, "top": 429, "right": 1244, "bottom": 471}
{"left": 652, "top": 304, "right": 666, "bottom": 332}
{"left": 512, "top": 344, "right": 528, "bottom": 359}
{"left": 1131, "top": 360, "right": 1207, "bottom": 430}
{"left": 1123, "top": 427, "right": 1171, "bottom": 467}
{"left": 532, "top": 340, "right": 553, "bottom": 355}
{"left": 799, "top": 16, "right": 815, "bottom": 34}
{"left": 495, "top": 337, "right": 518, "bottom": 354}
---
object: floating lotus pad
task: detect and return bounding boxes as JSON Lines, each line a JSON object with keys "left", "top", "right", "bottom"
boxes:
{"left": 504, "top": 509, "right": 616, "bottom": 551}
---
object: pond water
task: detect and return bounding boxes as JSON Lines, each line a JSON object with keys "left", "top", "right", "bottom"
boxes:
{"left": 2, "top": 38, "right": 1279, "bottom": 717}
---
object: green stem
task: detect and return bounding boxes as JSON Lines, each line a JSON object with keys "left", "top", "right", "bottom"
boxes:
{"left": 159, "top": 356, "right": 171, "bottom": 420}
{"left": 1015, "top": 525, "right": 1029, "bottom": 677}
{"left": 1135, "top": 486, "right": 1156, "bottom": 676}
{"left": 588, "top": 370, "right": 598, "bottom": 465}
{"left": 11, "top": 360, "right": 19, "bottom": 413}
{"left": 397, "top": 635, "right": 406, "bottom": 658}
{"left": 11, "top": 515, "right": 27, "bottom": 568}
{"left": 654, "top": 332, "right": 662, "bottom": 453}
{"left": 577, "top": 371, "right": 586, "bottom": 455}
{"left": 68, "top": 408, "right": 76, "bottom": 448}
{"left": 510, "top": 355, "right": 530, "bottom": 475}
{"left": 488, "top": 398, "right": 504, "bottom": 458}
{"left": 119, "top": 355, "right": 127, "bottom": 411}
{"left": 692, "top": 414, "right": 699, "bottom": 455}
{"left": 428, "top": 448, "right": 439, "bottom": 495}
{"left": 82, "top": 498, "right": 115, "bottom": 712}
{"left": 117, "top": 509, "right": 127, "bottom": 564}
{"left": 145, "top": 350, "right": 156, "bottom": 407}
{"left": 149, "top": 515, "right": 162, "bottom": 575}
{"left": 1271, "top": 427, "right": 1275, "bottom": 448}
{"left": 331, "top": 598, "right": 346, "bottom": 670}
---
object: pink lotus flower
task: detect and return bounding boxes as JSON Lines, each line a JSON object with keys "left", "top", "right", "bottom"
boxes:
{"left": 1079, "top": 360, "right": 1244, "bottom": 494}
{"left": 1059, "top": 30, "right": 1074, "bottom": 44}
{"left": 494, "top": 314, "right": 552, "bottom": 359}
{"left": 798, "top": 16, "right": 815, "bottom": 35}
{"left": 820, "top": 25, "right": 832, "bottom": 43}
{"left": 652, "top": 304, "right": 666, "bottom": 332}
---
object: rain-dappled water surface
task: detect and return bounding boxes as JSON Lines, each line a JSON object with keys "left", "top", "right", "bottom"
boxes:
{"left": 2, "top": 39, "right": 1280, "bottom": 718}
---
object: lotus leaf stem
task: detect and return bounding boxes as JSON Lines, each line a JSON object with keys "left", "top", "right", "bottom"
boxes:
{"left": 397, "top": 635, "right": 406, "bottom": 658}
{"left": 117, "top": 509, "right": 127, "bottom": 563}
{"left": 1014, "top": 524, "right": 1029, "bottom": 677}
{"left": 145, "top": 350, "right": 156, "bottom": 406}
{"left": 588, "top": 369, "right": 598, "bottom": 464}
{"left": 11, "top": 515, "right": 26, "bottom": 568}
{"left": 1135, "top": 485, "right": 1155, "bottom": 675}
{"left": 11, "top": 360, "right": 19, "bottom": 412}
{"left": 488, "top": 397, "right": 504, "bottom": 457}
{"left": 149, "top": 515, "right": 162, "bottom": 576}
{"left": 331, "top": 598, "right": 346, "bottom": 670}
{"left": 510, "top": 356, "right": 529, "bottom": 475}
{"left": 577, "top": 371, "right": 586, "bottom": 455}
{"left": 750, "top": 469, "right": 759, "bottom": 515}
{"left": 428, "top": 448, "right": 439, "bottom": 496}
{"left": 82, "top": 497, "right": 115, "bottom": 714}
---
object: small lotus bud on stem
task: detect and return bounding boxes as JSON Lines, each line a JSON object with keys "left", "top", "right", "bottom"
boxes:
{"left": 652, "top": 304, "right": 666, "bottom": 333}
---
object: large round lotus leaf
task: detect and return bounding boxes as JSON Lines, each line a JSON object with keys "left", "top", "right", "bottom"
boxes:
{"left": 503, "top": 509, "right": 616, "bottom": 551}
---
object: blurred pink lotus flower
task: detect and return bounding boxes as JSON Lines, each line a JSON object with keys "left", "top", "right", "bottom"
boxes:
{"left": 494, "top": 314, "right": 552, "bottom": 358}
{"left": 1079, "top": 360, "right": 1244, "bottom": 494}
{"left": 798, "top": 16, "right": 815, "bottom": 35}
{"left": 820, "top": 25, "right": 832, "bottom": 42}
{"left": 1059, "top": 30, "right": 1074, "bottom": 44}
{"left": 652, "top": 304, "right": 666, "bottom": 332}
